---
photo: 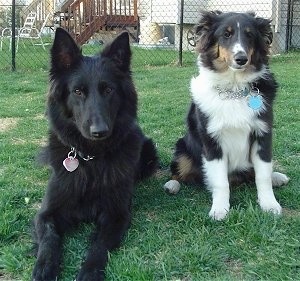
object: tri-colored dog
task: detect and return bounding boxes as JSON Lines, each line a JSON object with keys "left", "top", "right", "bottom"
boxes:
{"left": 164, "top": 11, "right": 289, "bottom": 220}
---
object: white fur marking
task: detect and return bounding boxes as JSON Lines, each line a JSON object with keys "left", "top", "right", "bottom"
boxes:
{"left": 191, "top": 68, "right": 268, "bottom": 173}
{"left": 232, "top": 43, "right": 246, "bottom": 55}
{"left": 217, "top": 128, "right": 251, "bottom": 172}
{"left": 232, "top": 22, "right": 246, "bottom": 55}
{"left": 204, "top": 158, "right": 230, "bottom": 220}
{"left": 251, "top": 142, "right": 282, "bottom": 214}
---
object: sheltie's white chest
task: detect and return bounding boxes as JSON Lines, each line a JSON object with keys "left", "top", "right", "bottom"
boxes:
{"left": 191, "top": 71, "right": 269, "bottom": 172}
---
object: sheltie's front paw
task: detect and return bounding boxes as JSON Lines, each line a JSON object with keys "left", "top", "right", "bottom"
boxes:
{"left": 209, "top": 204, "right": 229, "bottom": 221}
{"left": 259, "top": 198, "right": 282, "bottom": 215}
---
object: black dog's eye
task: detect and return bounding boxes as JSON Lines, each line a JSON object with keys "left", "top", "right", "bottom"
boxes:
{"left": 224, "top": 31, "right": 232, "bottom": 38}
{"left": 104, "top": 87, "right": 113, "bottom": 95}
{"left": 74, "top": 89, "right": 83, "bottom": 96}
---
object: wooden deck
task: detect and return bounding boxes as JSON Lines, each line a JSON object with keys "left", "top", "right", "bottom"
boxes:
{"left": 58, "top": 0, "right": 139, "bottom": 45}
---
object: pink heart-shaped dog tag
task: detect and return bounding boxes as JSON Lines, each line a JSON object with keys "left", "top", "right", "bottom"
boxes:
{"left": 63, "top": 157, "right": 79, "bottom": 172}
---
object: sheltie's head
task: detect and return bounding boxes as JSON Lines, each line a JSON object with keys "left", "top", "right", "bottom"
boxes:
{"left": 195, "top": 11, "right": 273, "bottom": 72}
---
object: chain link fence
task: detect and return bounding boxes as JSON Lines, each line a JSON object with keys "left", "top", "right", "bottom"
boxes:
{"left": 0, "top": 0, "right": 299, "bottom": 71}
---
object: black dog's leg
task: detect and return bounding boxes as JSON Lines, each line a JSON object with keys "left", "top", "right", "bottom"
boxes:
{"left": 32, "top": 214, "right": 63, "bottom": 281}
{"left": 77, "top": 199, "right": 131, "bottom": 281}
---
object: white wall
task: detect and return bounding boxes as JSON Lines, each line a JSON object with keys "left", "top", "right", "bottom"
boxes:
{"left": 138, "top": 0, "right": 203, "bottom": 24}
{"left": 138, "top": 0, "right": 273, "bottom": 24}
{"left": 205, "top": 0, "right": 273, "bottom": 18}
{"left": 137, "top": 0, "right": 291, "bottom": 52}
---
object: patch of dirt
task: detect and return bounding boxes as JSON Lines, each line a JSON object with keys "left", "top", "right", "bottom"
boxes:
{"left": 0, "top": 117, "right": 19, "bottom": 132}
{"left": 0, "top": 273, "right": 20, "bottom": 281}
{"left": 154, "top": 168, "right": 169, "bottom": 179}
{"left": 0, "top": 167, "right": 6, "bottom": 176}
{"left": 283, "top": 208, "right": 300, "bottom": 218}
{"left": 11, "top": 137, "right": 47, "bottom": 146}
{"left": 33, "top": 114, "right": 46, "bottom": 120}
{"left": 225, "top": 258, "right": 244, "bottom": 279}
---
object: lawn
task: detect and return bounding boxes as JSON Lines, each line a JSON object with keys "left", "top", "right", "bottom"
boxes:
{"left": 0, "top": 38, "right": 195, "bottom": 71}
{"left": 0, "top": 50, "right": 299, "bottom": 281}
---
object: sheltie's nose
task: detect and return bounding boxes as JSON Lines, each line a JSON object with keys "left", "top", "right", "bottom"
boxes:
{"left": 234, "top": 52, "right": 248, "bottom": 66}
{"left": 90, "top": 124, "right": 110, "bottom": 139}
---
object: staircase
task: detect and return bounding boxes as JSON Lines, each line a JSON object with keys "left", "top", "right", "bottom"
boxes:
{"left": 58, "top": 0, "right": 139, "bottom": 45}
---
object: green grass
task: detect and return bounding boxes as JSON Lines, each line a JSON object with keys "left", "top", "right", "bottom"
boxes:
{"left": 0, "top": 37, "right": 195, "bottom": 71}
{"left": 0, "top": 51, "right": 299, "bottom": 281}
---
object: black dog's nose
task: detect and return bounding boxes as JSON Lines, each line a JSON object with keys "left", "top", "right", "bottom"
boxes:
{"left": 90, "top": 124, "right": 109, "bottom": 139}
{"left": 234, "top": 53, "right": 248, "bottom": 66}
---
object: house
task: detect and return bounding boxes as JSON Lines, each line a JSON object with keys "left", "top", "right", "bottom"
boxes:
{"left": 2, "top": 0, "right": 298, "bottom": 51}
{"left": 138, "top": 0, "right": 299, "bottom": 53}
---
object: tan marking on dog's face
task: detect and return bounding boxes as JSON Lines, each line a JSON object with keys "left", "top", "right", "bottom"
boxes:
{"left": 214, "top": 43, "right": 254, "bottom": 71}
{"left": 248, "top": 47, "right": 254, "bottom": 61}
{"left": 245, "top": 27, "right": 251, "bottom": 33}
{"left": 213, "top": 45, "right": 231, "bottom": 72}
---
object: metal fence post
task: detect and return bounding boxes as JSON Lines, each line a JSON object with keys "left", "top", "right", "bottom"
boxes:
{"left": 178, "top": 0, "right": 184, "bottom": 66}
{"left": 11, "top": 0, "right": 16, "bottom": 71}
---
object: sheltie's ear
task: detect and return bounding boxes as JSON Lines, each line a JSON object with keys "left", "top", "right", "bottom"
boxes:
{"left": 255, "top": 17, "right": 273, "bottom": 46}
{"left": 195, "top": 10, "right": 221, "bottom": 52}
{"left": 51, "top": 28, "right": 82, "bottom": 71}
{"left": 101, "top": 31, "right": 131, "bottom": 72}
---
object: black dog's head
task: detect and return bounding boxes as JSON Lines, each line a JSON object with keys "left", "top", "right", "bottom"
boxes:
{"left": 194, "top": 11, "right": 273, "bottom": 72}
{"left": 49, "top": 28, "right": 136, "bottom": 141}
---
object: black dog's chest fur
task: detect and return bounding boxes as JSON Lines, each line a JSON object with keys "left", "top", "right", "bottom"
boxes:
{"left": 41, "top": 128, "right": 143, "bottom": 221}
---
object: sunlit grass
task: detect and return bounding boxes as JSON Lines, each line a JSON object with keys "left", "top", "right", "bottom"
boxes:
{"left": 0, "top": 51, "right": 299, "bottom": 281}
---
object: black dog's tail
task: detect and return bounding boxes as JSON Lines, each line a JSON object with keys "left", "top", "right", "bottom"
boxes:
{"left": 136, "top": 138, "right": 159, "bottom": 181}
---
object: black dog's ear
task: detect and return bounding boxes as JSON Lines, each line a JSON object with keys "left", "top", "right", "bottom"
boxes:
{"left": 101, "top": 31, "right": 131, "bottom": 72}
{"left": 195, "top": 10, "right": 220, "bottom": 52}
{"left": 51, "top": 28, "right": 82, "bottom": 71}
{"left": 256, "top": 17, "right": 273, "bottom": 45}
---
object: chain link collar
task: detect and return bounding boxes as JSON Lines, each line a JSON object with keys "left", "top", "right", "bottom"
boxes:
{"left": 70, "top": 147, "right": 95, "bottom": 161}
{"left": 215, "top": 84, "right": 260, "bottom": 100}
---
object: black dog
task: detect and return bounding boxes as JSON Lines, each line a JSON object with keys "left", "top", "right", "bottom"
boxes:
{"left": 32, "top": 28, "right": 158, "bottom": 281}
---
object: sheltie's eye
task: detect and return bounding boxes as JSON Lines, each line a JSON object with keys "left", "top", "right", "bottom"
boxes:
{"left": 246, "top": 31, "right": 254, "bottom": 39}
{"left": 224, "top": 31, "right": 232, "bottom": 38}
{"left": 74, "top": 89, "right": 83, "bottom": 96}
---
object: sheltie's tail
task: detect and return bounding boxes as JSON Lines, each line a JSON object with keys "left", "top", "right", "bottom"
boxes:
{"left": 137, "top": 138, "right": 159, "bottom": 181}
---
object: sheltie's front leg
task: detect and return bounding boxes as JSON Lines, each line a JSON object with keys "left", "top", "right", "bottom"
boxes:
{"left": 251, "top": 136, "right": 282, "bottom": 215}
{"left": 204, "top": 156, "right": 230, "bottom": 221}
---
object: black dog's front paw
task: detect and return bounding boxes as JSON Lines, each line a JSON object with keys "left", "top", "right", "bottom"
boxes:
{"left": 76, "top": 267, "right": 105, "bottom": 281}
{"left": 32, "top": 257, "right": 59, "bottom": 281}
